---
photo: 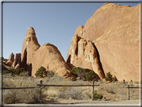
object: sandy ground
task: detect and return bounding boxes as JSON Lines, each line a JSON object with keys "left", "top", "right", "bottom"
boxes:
{"left": 42, "top": 98, "right": 140, "bottom": 104}
{"left": 3, "top": 99, "right": 141, "bottom": 107}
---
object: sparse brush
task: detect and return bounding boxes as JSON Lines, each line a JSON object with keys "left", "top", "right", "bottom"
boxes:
{"left": 58, "top": 87, "right": 89, "bottom": 100}
{"left": 90, "top": 92, "right": 103, "bottom": 100}
{"left": 3, "top": 89, "right": 41, "bottom": 104}
{"left": 15, "top": 68, "right": 25, "bottom": 75}
{"left": 19, "top": 71, "right": 29, "bottom": 77}
{"left": 47, "top": 70, "right": 54, "bottom": 78}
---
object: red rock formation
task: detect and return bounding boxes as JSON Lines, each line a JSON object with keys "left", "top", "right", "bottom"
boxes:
{"left": 67, "top": 3, "right": 140, "bottom": 81}
{"left": 12, "top": 53, "right": 21, "bottom": 69}
{"left": 66, "top": 34, "right": 105, "bottom": 79}
{"left": 21, "top": 27, "right": 75, "bottom": 80}
{"left": 5, "top": 53, "right": 14, "bottom": 66}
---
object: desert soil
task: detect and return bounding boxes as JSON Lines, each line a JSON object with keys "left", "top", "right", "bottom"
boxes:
{"left": 42, "top": 98, "right": 140, "bottom": 104}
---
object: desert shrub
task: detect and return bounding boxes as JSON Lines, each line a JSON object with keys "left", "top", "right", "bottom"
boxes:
{"left": 90, "top": 92, "right": 103, "bottom": 100}
{"left": 105, "top": 72, "right": 113, "bottom": 82}
{"left": 19, "top": 71, "right": 29, "bottom": 76}
{"left": 2, "top": 70, "right": 13, "bottom": 75}
{"left": 77, "top": 69, "right": 87, "bottom": 81}
{"left": 47, "top": 70, "right": 54, "bottom": 78}
{"left": 71, "top": 67, "right": 88, "bottom": 80}
{"left": 71, "top": 67, "right": 79, "bottom": 77}
{"left": 35, "top": 66, "right": 47, "bottom": 78}
{"left": 86, "top": 70, "right": 95, "bottom": 81}
{"left": 15, "top": 68, "right": 25, "bottom": 75}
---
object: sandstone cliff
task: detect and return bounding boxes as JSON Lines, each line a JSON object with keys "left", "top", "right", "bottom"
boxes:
{"left": 21, "top": 27, "right": 75, "bottom": 80}
{"left": 67, "top": 3, "right": 140, "bottom": 81}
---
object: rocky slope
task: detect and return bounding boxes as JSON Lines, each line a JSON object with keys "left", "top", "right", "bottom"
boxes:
{"left": 67, "top": 3, "right": 140, "bottom": 81}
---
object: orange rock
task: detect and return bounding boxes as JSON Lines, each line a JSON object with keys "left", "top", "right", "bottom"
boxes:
{"left": 67, "top": 3, "right": 140, "bottom": 81}
{"left": 21, "top": 27, "right": 76, "bottom": 80}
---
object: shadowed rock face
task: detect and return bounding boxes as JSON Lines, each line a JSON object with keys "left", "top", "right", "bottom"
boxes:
{"left": 21, "top": 27, "right": 76, "bottom": 80}
{"left": 67, "top": 3, "right": 140, "bottom": 81}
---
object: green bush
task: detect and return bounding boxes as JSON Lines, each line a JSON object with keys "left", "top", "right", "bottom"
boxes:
{"left": 90, "top": 92, "right": 103, "bottom": 100}
{"left": 2, "top": 70, "right": 13, "bottom": 75}
{"left": 86, "top": 70, "right": 95, "bottom": 81}
{"left": 15, "top": 68, "right": 25, "bottom": 75}
{"left": 105, "top": 72, "right": 113, "bottom": 82}
{"left": 35, "top": 66, "right": 47, "bottom": 78}
{"left": 71, "top": 67, "right": 80, "bottom": 77}
{"left": 71, "top": 67, "right": 87, "bottom": 80}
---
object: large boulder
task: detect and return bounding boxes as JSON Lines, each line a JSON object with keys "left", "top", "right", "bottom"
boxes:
{"left": 67, "top": 3, "right": 140, "bottom": 81}
{"left": 21, "top": 27, "right": 75, "bottom": 80}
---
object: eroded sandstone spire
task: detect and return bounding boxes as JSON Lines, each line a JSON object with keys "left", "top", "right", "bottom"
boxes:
{"left": 21, "top": 27, "right": 76, "bottom": 80}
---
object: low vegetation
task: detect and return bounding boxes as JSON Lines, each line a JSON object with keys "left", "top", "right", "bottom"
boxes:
{"left": 86, "top": 70, "right": 95, "bottom": 81}
{"left": 71, "top": 67, "right": 96, "bottom": 81}
{"left": 90, "top": 92, "right": 103, "bottom": 100}
{"left": 35, "top": 66, "right": 47, "bottom": 78}
{"left": 2, "top": 68, "right": 26, "bottom": 76}
{"left": 105, "top": 72, "right": 113, "bottom": 82}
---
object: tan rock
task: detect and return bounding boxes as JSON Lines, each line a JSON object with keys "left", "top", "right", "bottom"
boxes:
{"left": 21, "top": 27, "right": 76, "bottom": 80}
{"left": 8, "top": 53, "right": 14, "bottom": 62}
{"left": 66, "top": 35, "right": 105, "bottom": 79}
{"left": 12, "top": 53, "right": 21, "bottom": 68}
{"left": 14, "top": 64, "right": 20, "bottom": 69}
{"left": 5, "top": 60, "right": 13, "bottom": 66}
{"left": 67, "top": 3, "right": 140, "bottom": 81}
{"left": 5, "top": 53, "right": 14, "bottom": 66}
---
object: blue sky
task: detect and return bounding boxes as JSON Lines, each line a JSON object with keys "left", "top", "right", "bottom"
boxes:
{"left": 2, "top": 2, "right": 139, "bottom": 60}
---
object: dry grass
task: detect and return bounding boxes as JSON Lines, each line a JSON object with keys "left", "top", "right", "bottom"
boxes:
{"left": 3, "top": 89, "right": 41, "bottom": 104}
{"left": 2, "top": 74, "right": 140, "bottom": 104}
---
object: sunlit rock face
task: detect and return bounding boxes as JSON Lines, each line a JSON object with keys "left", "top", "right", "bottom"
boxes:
{"left": 66, "top": 27, "right": 105, "bottom": 80}
{"left": 21, "top": 27, "right": 76, "bottom": 80}
{"left": 67, "top": 3, "right": 140, "bottom": 81}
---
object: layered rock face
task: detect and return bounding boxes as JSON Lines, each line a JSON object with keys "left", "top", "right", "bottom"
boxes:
{"left": 67, "top": 3, "right": 140, "bottom": 81}
{"left": 21, "top": 27, "right": 75, "bottom": 80}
